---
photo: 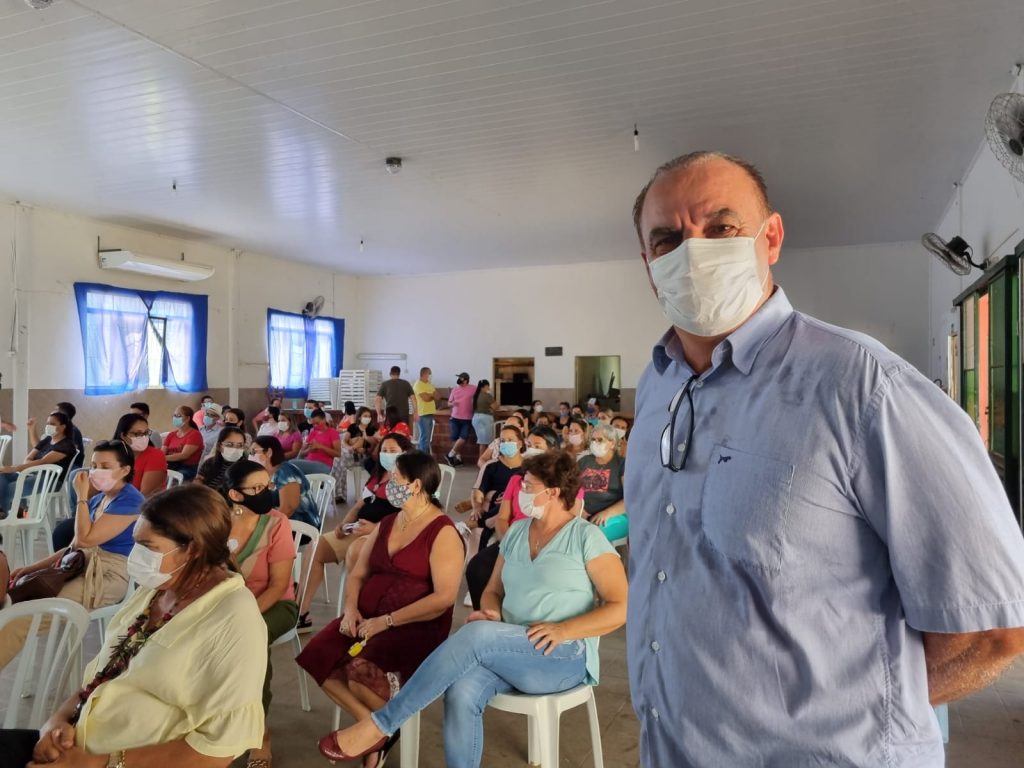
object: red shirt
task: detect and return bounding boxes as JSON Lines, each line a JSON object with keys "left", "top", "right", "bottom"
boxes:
{"left": 133, "top": 446, "right": 168, "bottom": 489}
{"left": 379, "top": 422, "right": 412, "bottom": 439}
{"left": 164, "top": 428, "right": 204, "bottom": 467}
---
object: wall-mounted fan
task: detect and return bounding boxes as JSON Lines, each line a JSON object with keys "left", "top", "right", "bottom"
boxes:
{"left": 985, "top": 92, "right": 1024, "bottom": 183}
{"left": 921, "top": 234, "right": 983, "bottom": 276}
{"left": 302, "top": 295, "right": 325, "bottom": 318}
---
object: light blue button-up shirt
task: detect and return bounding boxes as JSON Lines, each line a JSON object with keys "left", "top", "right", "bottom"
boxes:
{"left": 625, "top": 288, "right": 1024, "bottom": 767}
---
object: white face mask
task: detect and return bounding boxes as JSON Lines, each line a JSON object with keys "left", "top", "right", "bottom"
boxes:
{"left": 221, "top": 446, "right": 244, "bottom": 462}
{"left": 126, "top": 544, "right": 184, "bottom": 590}
{"left": 360, "top": 416, "right": 372, "bottom": 426}
{"left": 649, "top": 220, "right": 769, "bottom": 337}
{"left": 523, "top": 446, "right": 544, "bottom": 458}
{"left": 129, "top": 435, "right": 150, "bottom": 452}
{"left": 612, "top": 427, "right": 627, "bottom": 441}
{"left": 568, "top": 433, "right": 584, "bottom": 447}
{"left": 44, "top": 424, "right": 58, "bottom": 438}
{"left": 589, "top": 440, "right": 611, "bottom": 458}
{"left": 277, "top": 420, "right": 289, "bottom": 432}
{"left": 518, "top": 489, "right": 546, "bottom": 519}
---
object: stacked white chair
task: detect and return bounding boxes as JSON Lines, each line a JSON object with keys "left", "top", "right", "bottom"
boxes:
{"left": 0, "top": 598, "right": 90, "bottom": 728}
{"left": 0, "top": 464, "right": 63, "bottom": 568}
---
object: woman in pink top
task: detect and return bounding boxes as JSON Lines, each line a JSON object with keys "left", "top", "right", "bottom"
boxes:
{"left": 445, "top": 372, "right": 476, "bottom": 466}
{"left": 299, "top": 408, "right": 341, "bottom": 468}
{"left": 223, "top": 459, "right": 298, "bottom": 768}
{"left": 275, "top": 412, "right": 303, "bottom": 460}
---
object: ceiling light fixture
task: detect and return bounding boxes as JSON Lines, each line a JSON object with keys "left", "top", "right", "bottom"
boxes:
{"left": 385, "top": 156, "right": 402, "bottom": 175}
{"left": 24, "top": 0, "right": 54, "bottom": 8}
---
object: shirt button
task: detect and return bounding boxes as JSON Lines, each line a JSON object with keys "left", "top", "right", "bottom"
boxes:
{"left": 657, "top": 570, "right": 667, "bottom": 582}
{"left": 650, "top": 707, "right": 660, "bottom": 720}
{"left": 651, "top": 641, "right": 661, "bottom": 652}
{"left": 665, "top": 503, "right": 675, "bottom": 515}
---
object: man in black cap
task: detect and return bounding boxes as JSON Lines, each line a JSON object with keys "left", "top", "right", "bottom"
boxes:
{"left": 446, "top": 372, "right": 475, "bottom": 466}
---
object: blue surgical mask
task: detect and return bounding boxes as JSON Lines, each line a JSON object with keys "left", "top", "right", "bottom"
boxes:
{"left": 379, "top": 452, "right": 401, "bottom": 472}
{"left": 172, "top": 415, "right": 185, "bottom": 428}
{"left": 203, "top": 415, "right": 216, "bottom": 427}
{"left": 303, "top": 407, "right": 313, "bottom": 418}
{"left": 499, "top": 442, "right": 519, "bottom": 458}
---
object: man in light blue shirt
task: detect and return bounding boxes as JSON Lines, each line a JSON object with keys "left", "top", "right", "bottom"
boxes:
{"left": 625, "top": 151, "right": 1024, "bottom": 766}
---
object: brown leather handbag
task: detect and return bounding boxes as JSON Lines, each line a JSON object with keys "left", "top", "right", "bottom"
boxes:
{"left": 8, "top": 548, "right": 88, "bottom": 604}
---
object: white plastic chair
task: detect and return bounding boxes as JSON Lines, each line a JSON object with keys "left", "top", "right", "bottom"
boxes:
{"left": 306, "top": 473, "right": 337, "bottom": 603}
{"left": 165, "top": 469, "right": 184, "bottom": 489}
{"left": 88, "top": 577, "right": 137, "bottom": 645}
{"left": 0, "top": 464, "right": 63, "bottom": 568}
{"left": 43, "top": 450, "right": 80, "bottom": 526}
{"left": 493, "top": 420, "right": 505, "bottom": 442}
{"left": 0, "top": 598, "right": 90, "bottom": 728}
{"left": 935, "top": 704, "right": 949, "bottom": 743}
{"left": 488, "top": 685, "right": 604, "bottom": 768}
{"left": 282, "top": 519, "right": 321, "bottom": 712}
{"left": 438, "top": 464, "right": 456, "bottom": 512}
{"left": 346, "top": 465, "right": 366, "bottom": 505}
{"left": 0, "top": 434, "right": 11, "bottom": 466}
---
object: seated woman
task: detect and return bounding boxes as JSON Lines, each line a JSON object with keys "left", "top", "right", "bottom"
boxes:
{"left": 116, "top": 412, "right": 168, "bottom": 496}
{"left": 256, "top": 406, "right": 282, "bottom": 438}
{"left": 464, "top": 426, "right": 569, "bottom": 609}
{"left": 0, "top": 411, "right": 75, "bottom": 517}
{"left": 334, "top": 407, "right": 379, "bottom": 501}
{"left": 296, "top": 434, "right": 412, "bottom": 633}
{"left": 556, "top": 402, "right": 572, "bottom": 431}
{"left": 163, "top": 405, "right": 204, "bottom": 481}
{"left": 223, "top": 460, "right": 299, "bottom": 768}
{"left": 610, "top": 416, "right": 630, "bottom": 459}
{"left": 0, "top": 440, "right": 142, "bottom": 669}
{"left": 527, "top": 399, "right": 546, "bottom": 428}
{"left": 377, "top": 405, "right": 411, "bottom": 441}
{"left": 564, "top": 418, "right": 591, "bottom": 460}
{"left": 276, "top": 412, "right": 303, "bottom": 460}
{"left": 577, "top": 423, "right": 627, "bottom": 542}
{"left": 0, "top": 484, "right": 267, "bottom": 768}
{"left": 297, "top": 451, "right": 463, "bottom": 768}
{"left": 475, "top": 412, "right": 526, "bottom": 469}
{"left": 320, "top": 450, "right": 628, "bottom": 767}
{"left": 252, "top": 396, "right": 283, "bottom": 434}
{"left": 195, "top": 426, "right": 247, "bottom": 492}
{"left": 249, "top": 435, "right": 321, "bottom": 529}
{"left": 469, "top": 425, "right": 525, "bottom": 551}
{"left": 300, "top": 409, "right": 341, "bottom": 470}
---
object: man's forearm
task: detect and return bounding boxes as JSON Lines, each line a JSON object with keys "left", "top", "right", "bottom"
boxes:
{"left": 924, "top": 629, "right": 1023, "bottom": 705}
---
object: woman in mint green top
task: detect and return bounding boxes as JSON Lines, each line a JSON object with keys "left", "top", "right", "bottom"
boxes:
{"left": 319, "top": 450, "right": 628, "bottom": 768}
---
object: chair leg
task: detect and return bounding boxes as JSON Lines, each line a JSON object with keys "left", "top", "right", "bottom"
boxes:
{"left": 534, "top": 705, "right": 559, "bottom": 768}
{"left": 332, "top": 705, "right": 342, "bottom": 732}
{"left": 322, "top": 565, "right": 331, "bottom": 604}
{"left": 292, "top": 634, "right": 311, "bottom": 712}
{"left": 586, "top": 689, "right": 605, "bottom": 768}
{"left": 400, "top": 710, "right": 420, "bottom": 768}
{"left": 527, "top": 714, "right": 540, "bottom": 765}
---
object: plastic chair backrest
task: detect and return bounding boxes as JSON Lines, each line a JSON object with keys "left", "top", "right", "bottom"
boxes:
{"left": 493, "top": 420, "right": 505, "bottom": 441}
{"left": 0, "top": 598, "right": 90, "bottom": 729}
{"left": 11, "top": 465, "right": 63, "bottom": 522}
{"left": 438, "top": 464, "right": 455, "bottom": 512}
{"left": 165, "top": 470, "right": 184, "bottom": 489}
{"left": 305, "top": 473, "right": 336, "bottom": 531}
{"left": 288, "top": 519, "right": 321, "bottom": 607}
{"left": 0, "top": 434, "right": 11, "bottom": 466}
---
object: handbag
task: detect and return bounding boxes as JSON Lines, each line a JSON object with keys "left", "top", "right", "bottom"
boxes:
{"left": 8, "top": 548, "right": 89, "bottom": 603}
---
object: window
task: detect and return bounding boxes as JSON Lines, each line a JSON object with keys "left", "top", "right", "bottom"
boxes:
{"left": 267, "top": 309, "right": 344, "bottom": 397}
{"left": 73, "top": 282, "right": 208, "bottom": 395}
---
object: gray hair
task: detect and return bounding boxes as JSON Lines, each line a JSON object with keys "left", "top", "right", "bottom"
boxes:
{"left": 631, "top": 150, "right": 771, "bottom": 246}
{"left": 590, "top": 422, "right": 620, "bottom": 446}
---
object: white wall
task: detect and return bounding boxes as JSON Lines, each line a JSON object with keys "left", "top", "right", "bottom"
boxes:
{"left": 352, "top": 240, "right": 931, "bottom": 390}
{"left": 928, "top": 146, "right": 1024, "bottom": 382}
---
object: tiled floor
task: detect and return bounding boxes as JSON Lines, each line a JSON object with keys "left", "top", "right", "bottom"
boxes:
{"left": 3, "top": 464, "right": 1023, "bottom": 767}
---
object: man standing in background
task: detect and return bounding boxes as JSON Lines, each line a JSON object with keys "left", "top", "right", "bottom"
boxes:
{"left": 413, "top": 367, "right": 437, "bottom": 453}
{"left": 375, "top": 365, "right": 417, "bottom": 427}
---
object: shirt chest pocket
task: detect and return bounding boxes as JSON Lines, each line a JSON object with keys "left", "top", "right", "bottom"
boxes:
{"left": 700, "top": 444, "right": 795, "bottom": 573}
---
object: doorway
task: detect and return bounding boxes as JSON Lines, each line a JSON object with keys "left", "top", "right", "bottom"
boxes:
{"left": 575, "top": 355, "right": 621, "bottom": 411}
{"left": 492, "top": 357, "right": 535, "bottom": 407}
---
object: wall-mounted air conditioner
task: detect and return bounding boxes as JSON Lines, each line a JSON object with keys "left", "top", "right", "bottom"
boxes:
{"left": 98, "top": 249, "right": 215, "bottom": 282}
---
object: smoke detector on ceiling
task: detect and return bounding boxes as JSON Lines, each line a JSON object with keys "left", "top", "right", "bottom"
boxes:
{"left": 24, "top": 0, "right": 55, "bottom": 9}
{"left": 384, "top": 157, "right": 402, "bottom": 175}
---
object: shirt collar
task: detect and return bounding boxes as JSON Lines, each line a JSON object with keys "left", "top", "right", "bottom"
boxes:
{"left": 651, "top": 288, "right": 794, "bottom": 376}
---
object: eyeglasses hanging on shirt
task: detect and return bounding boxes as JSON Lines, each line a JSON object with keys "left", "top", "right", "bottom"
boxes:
{"left": 661, "top": 375, "right": 698, "bottom": 471}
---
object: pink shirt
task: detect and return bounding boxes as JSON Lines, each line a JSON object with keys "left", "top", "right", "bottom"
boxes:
{"left": 277, "top": 430, "right": 302, "bottom": 454}
{"left": 505, "top": 474, "right": 585, "bottom": 524}
{"left": 305, "top": 426, "right": 337, "bottom": 467}
{"left": 242, "top": 511, "right": 296, "bottom": 602}
{"left": 448, "top": 384, "right": 475, "bottom": 420}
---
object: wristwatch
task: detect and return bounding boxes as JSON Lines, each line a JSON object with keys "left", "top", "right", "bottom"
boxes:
{"left": 107, "top": 750, "right": 126, "bottom": 768}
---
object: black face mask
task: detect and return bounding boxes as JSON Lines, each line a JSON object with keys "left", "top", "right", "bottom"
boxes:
{"left": 240, "top": 488, "right": 275, "bottom": 516}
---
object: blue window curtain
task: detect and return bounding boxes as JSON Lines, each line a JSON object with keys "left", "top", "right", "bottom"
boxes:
{"left": 73, "top": 282, "right": 208, "bottom": 395}
{"left": 267, "top": 309, "right": 344, "bottom": 398}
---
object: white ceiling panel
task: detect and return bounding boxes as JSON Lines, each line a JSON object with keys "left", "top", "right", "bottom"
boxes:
{"left": 0, "top": 0, "right": 1023, "bottom": 274}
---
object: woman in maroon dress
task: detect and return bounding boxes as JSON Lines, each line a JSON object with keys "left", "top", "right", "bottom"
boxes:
{"left": 296, "top": 451, "right": 464, "bottom": 767}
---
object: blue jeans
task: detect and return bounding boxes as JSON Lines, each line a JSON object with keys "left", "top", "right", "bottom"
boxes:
{"left": 471, "top": 414, "right": 494, "bottom": 445}
{"left": 416, "top": 415, "right": 434, "bottom": 453}
{"left": 0, "top": 472, "right": 33, "bottom": 515}
{"left": 371, "top": 621, "right": 587, "bottom": 768}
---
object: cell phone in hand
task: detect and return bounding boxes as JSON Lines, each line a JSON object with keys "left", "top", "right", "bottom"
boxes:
{"left": 342, "top": 522, "right": 359, "bottom": 534}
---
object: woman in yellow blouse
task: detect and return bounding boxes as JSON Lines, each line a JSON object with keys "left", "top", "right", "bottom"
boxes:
{"left": 0, "top": 484, "right": 267, "bottom": 768}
